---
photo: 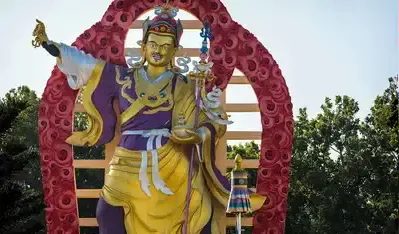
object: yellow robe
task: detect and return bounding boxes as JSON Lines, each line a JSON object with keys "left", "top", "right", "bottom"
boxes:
{"left": 68, "top": 63, "right": 266, "bottom": 234}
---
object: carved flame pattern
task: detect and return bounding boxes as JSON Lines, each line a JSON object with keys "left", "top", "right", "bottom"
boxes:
{"left": 38, "top": 0, "right": 294, "bottom": 233}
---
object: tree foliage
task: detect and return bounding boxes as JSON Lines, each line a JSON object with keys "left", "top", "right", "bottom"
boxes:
{"left": 0, "top": 86, "right": 103, "bottom": 234}
{"left": 0, "top": 86, "right": 45, "bottom": 234}
{"left": 285, "top": 77, "right": 398, "bottom": 234}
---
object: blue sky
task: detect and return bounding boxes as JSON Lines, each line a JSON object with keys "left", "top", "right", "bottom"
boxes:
{"left": 0, "top": 0, "right": 397, "bottom": 136}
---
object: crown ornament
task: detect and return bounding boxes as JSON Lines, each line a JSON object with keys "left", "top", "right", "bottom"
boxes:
{"left": 142, "top": 1, "right": 183, "bottom": 47}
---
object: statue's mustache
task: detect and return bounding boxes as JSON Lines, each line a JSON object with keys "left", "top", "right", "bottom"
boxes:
{"left": 152, "top": 52, "right": 163, "bottom": 61}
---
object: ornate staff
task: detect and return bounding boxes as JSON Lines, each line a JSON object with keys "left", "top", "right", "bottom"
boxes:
{"left": 182, "top": 22, "right": 215, "bottom": 234}
{"left": 188, "top": 21, "right": 215, "bottom": 128}
{"left": 226, "top": 155, "right": 252, "bottom": 234}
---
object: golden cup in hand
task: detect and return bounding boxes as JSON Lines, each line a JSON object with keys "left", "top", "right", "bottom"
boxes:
{"left": 170, "top": 113, "right": 201, "bottom": 144}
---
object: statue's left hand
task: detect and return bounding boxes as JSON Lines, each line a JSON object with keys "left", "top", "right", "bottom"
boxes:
{"left": 170, "top": 128, "right": 202, "bottom": 145}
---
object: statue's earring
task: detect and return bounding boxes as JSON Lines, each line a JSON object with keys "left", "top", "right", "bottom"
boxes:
{"left": 173, "top": 45, "right": 191, "bottom": 74}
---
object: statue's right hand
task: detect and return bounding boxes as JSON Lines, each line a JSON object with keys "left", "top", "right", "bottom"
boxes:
{"left": 170, "top": 128, "right": 202, "bottom": 145}
{"left": 32, "top": 19, "right": 49, "bottom": 48}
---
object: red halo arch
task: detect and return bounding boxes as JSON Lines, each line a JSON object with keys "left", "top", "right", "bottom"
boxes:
{"left": 38, "top": 0, "right": 294, "bottom": 233}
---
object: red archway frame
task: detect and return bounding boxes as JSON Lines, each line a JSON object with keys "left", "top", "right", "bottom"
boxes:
{"left": 38, "top": 0, "right": 294, "bottom": 233}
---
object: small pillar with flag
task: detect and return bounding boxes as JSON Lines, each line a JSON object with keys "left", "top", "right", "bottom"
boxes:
{"left": 226, "top": 154, "right": 251, "bottom": 234}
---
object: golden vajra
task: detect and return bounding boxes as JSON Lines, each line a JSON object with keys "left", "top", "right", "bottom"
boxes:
{"left": 187, "top": 60, "right": 216, "bottom": 88}
{"left": 32, "top": 19, "right": 46, "bottom": 48}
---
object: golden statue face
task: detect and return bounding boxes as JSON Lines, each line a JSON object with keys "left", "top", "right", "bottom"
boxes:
{"left": 143, "top": 33, "right": 177, "bottom": 67}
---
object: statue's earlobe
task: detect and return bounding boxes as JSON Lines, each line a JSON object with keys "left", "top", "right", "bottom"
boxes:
{"left": 141, "top": 45, "right": 147, "bottom": 61}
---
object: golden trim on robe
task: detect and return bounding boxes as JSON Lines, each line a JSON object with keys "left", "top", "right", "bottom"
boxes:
{"left": 171, "top": 78, "right": 267, "bottom": 212}
{"left": 66, "top": 61, "right": 106, "bottom": 146}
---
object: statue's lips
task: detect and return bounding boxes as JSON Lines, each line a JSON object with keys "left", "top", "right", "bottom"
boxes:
{"left": 152, "top": 53, "right": 163, "bottom": 61}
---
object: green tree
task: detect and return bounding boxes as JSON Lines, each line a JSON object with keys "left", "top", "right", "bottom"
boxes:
{"left": 0, "top": 86, "right": 104, "bottom": 234}
{"left": 285, "top": 95, "right": 363, "bottom": 234}
{"left": 0, "top": 86, "right": 36, "bottom": 134}
{"left": 359, "top": 76, "right": 398, "bottom": 233}
{"left": 227, "top": 141, "right": 260, "bottom": 160}
{"left": 286, "top": 77, "right": 398, "bottom": 234}
{"left": 0, "top": 86, "right": 45, "bottom": 234}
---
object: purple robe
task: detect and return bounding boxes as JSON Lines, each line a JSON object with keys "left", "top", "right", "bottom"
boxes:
{"left": 91, "top": 63, "right": 227, "bottom": 234}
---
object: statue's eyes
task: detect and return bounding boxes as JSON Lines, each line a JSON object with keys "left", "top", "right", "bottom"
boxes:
{"left": 148, "top": 43, "right": 157, "bottom": 49}
{"left": 159, "top": 45, "right": 171, "bottom": 51}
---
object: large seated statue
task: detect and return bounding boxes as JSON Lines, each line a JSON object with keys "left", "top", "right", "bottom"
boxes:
{"left": 33, "top": 4, "right": 266, "bottom": 234}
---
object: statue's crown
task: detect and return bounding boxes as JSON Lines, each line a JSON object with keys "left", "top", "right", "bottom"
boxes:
{"left": 142, "top": 3, "right": 183, "bottom": 47}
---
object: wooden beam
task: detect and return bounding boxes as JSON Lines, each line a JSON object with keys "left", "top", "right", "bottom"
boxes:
{"left": 73, "top": 160, "right": 108, "bottom": 169}
{"left": 70, "top": 131, "right": 262, "bottom": 142}
{"left": 229, "top": 76, "right": 249, "bottom": 84}
{"left": 225, "top": 131, "right": 262, "bottom": 140}
{"left": 225, "top": 103, "right": 259, "bottom": 112}
{"left": 70, "top": 131, "right": 262, "bottom": 141}
{"left": 70, "top": 83, "right": 249, "bottom": 114}
{"left": 79, "top": 218, "right": 98, "bottom": 226}
{"left": 125, "top": 47, "right": 199, "bottom": 57}
{"left": 75, "top": 102, "right": 259, "bottom": 113}
{"left": 130, "top": 20, "right": 203, "bottom": 30}
{"left": 225, "top": 159, "right": 259, "bottom": 169}
{"left": 74, "top": 103, "right": 85, "bottom": 112}
{"left": 76, "top": 189, "right": 101, "bottom": 198}
{"left": 77, "top": 217, "right": 253, "bottom": 227}
{"left": 79, "top": 217, "right": 253, "bottom": 228}
{"left": 226, "top": 217, "right": 253, "bottom": 226}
